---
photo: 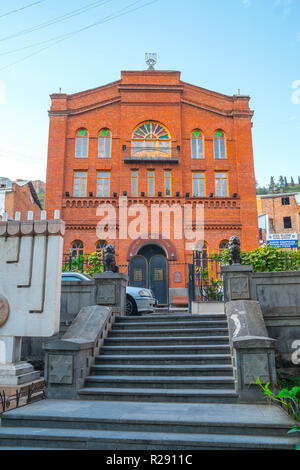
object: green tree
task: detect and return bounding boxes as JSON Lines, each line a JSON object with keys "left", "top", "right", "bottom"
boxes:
{"left": 279, "top": 176, "right": 285, "bottom": 188}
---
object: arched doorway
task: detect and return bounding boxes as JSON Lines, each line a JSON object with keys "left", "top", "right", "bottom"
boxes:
{"left": 129, "top": 244, "right": 168, "bottom": 305}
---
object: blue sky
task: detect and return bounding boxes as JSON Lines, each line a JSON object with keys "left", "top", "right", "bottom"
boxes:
{"left": 0, "top": 0, "right": 299, "bottom": 187}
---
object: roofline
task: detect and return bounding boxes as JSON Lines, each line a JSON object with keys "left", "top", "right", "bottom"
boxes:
{"left": 258, "top": 192, "right": 300, "bottom": 198}
{"left": 180, "top": 80, "right": 239, "bottom": 101}
{"left": 27, "top": 181, "right": 43, "bottom": 210}
{"left": 51, "top": 70, "right": 249, "bottom": 102}
{"left": 51, "top": 79, "right": 121, "bottom": 99}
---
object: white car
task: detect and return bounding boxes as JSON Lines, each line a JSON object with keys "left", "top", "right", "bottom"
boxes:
{"left": 61, "top": 272, "right": 157, "bottom": 316}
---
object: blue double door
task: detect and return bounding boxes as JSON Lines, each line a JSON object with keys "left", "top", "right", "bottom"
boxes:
{"left": 129, "top": 246, "right": 168, "bottom": 305}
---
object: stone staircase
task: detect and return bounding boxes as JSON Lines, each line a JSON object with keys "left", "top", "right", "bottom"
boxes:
{"left": 78, "top": 313, "right": 238, "bottom": 403}
{"left": 0, "top": 312, "right": 298, "bottom": 450}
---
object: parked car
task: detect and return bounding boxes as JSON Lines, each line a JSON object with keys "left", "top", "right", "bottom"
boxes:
{"left": 125, "top": 286, "right": 156, "bottom": 316}
{"left": 61, "top": 272, "right": 157, "bottom": 316}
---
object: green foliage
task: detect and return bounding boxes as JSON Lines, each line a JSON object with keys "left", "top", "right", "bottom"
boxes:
{"left": 85, "top": 252, "right": 104, "bottom": 276}
{"left": 256, "top": 176, "right": 300, "bottom": 195}
{"left": 256, "top": 377, "right": 300, "bottom": 422}
{"left": 63, "top": 252, "right": 103, "bottom": 276}
{"left": 211, "top": 246, "right": 300, "bottom": 272}
{"left": 256, "top": 378, "right": 300, "bottom": 449}
{"left": 201, "top": 269, "right": 223, "bottom": 301}
{"left": 241, "top": 246, "right": 300, "bottom": 272}
{"left": 287, "top": 426, "right": 300, "bottom": 450}
{"left": 277, "top": 369, "right": 300, "bottom": 389}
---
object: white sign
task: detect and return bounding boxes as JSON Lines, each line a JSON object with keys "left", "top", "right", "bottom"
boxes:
{"left": 267, "top": 233, "right": 298, "bottom": 241}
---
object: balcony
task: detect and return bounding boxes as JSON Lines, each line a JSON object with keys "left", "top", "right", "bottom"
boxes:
{"left": 122, "top": 145, "right": 180, "bottom": 163}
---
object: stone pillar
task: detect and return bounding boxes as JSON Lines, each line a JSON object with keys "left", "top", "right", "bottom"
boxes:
{"left": 225, "top": 300, "right": 278, "bottom": 403}
{"left": 221, "top": 264, "right": 253, "bottom": 303}
{"left": 0, "top": 215, "right": 64, "bottom": 396}
{"left": 93, "top": 272, "right": 128, "bottom": 316}
{"left": 0, "top": 336, "right": 40, "bottom": 387}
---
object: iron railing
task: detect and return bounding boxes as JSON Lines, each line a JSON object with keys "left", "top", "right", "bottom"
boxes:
{"left": 63, "top": 254, "right": 129, "bottom": 277}
{"left": 192, "top": 251, "right": 223, "bottom": 302}
{"left": 0, "top": 382, "right": 45, "bottom": 414}
{"left": 122, "top": 145, "right": 180, "bottom": 162}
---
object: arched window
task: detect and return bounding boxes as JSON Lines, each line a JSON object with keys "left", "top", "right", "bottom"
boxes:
{"left": 219, "top": 240, "right": 229, "bottom": 252}
{"left": 75, "top": 129, "right": 88, "bottom": 158}
{"left": 98, "top": 129, "right": 112, "bottom": 158}
{"left": 191, "top": 130, "right": 204, "bottom": 159}
{"left": 71, "top": 240, "right": 84, "bottom": 258}
{"left": 96, "top": 240, "right": 107, "bottom": 252}
{"left": 194, "top": 243, "right": 208, "bottom": 269}
{"left": 214, "top": 130, "right": 226, "bottom": 159}
{"left": 132, "top": 121, "right": 171, "bottom": 158}
{"left": 202, "top": 242, "right": 208, "bottom": 269}
{"left": 96, "top": 240, "right": 107, "bottom": 260}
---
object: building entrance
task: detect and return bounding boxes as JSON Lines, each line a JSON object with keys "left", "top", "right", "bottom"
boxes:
{"left": 129, "top": 244, "right": 168, "bottom": 305}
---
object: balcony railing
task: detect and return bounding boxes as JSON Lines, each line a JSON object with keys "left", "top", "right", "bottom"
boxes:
{"left": 122, "top": 145, "right": 180, "bottom": 163}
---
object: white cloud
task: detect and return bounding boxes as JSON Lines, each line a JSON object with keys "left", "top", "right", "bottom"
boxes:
{"left": 291, "top": 80, "right": 300, "bottom": 104}
{"left": 0, "top": 80, "right": 6, "bottom": 105}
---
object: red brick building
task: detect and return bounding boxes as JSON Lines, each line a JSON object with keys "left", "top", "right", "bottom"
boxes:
{"left": 0, "top": 178, "right": 42, "bottom": 221}
{"left": 257, "top": 193, "right": 300, "bottom": 248}
{"left": 45, "top": 68, "right": 259, "bottom": 304}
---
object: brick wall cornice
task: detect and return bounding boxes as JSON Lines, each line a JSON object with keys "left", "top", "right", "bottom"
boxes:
{"left": 64, "top": 222, "right": 242, "bottom": 231}
{"left": 181, "top": 99, "right": 253, "bottom": 119}
{"left": 118, "top": 84, "right": 184, "bottom": 93}
{"left": 62, "top": 197, "right": 241, "bottom": 210}
{"left": 180, "top": 80, "right": 235, "bottom": 101}
{"left": 49, "top": 97, "right": 121, "bottom": 117}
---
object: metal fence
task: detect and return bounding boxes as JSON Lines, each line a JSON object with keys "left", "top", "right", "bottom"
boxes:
{"left": 63, "top": 253, "right": 129, "bottom": 277}
{"left": 191, "top": 251, "right": 223, "bottom": 302}
{"left": 0, "top": 382, "right": 45, "bottom": 414}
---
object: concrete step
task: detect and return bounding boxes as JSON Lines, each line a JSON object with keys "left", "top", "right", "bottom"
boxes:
{"left": 108, "top": 328, "right": 229, "bottom": 337}
{"left": 112, "top": 320, "right": 228, "bottom": 330}
{"left": 84, "top": 375, "right": 235, "bottom": 390}
{"left": 95, "top": 354, "right": 232, "bottom": 365}
{"left": 104, "top": 336, "right": 230, "bottom": 346}
{"left": 78, "top": 387, "right": 239, "bottom": 403}
{"left": 100, "top": 345, "right": 231, "bottom": 356}
{"left": 0, "top": 426, "right": 297, "bottom": 450}
{"left": 116, "top": 314, "right": 227, "bottom": 322}
{"left": 90, "top": 364, "right": 234, "bottom": 377}
{"left": 0, "top": 446, "right": 71, "bottom": 450}
{"left": 2, "top": 401, "right": 296, "bottom": 441}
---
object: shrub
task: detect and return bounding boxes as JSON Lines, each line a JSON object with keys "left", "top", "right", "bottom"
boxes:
{"left": 212, "top": 246, "right": 300, "bottom": 272}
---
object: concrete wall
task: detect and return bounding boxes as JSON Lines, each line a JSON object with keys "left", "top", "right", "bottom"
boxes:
{"left": 250, "top": 271, "right": 300, "bottom": 367}
{"left": 22, "top": 281, "right": 95, "bottom": 369}
{"left": 60, "top": 281, "right": 95, "bottom": 327}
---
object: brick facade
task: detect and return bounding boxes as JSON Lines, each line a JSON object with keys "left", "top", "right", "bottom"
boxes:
{"left": 45, "top": 69, "right": 259, "bottom": 290}
{"left": 257, "top": 193, "right": 300, "bottom": 238}
{"left": 0, "top": 180, "right": 42, "bottom": 220}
